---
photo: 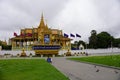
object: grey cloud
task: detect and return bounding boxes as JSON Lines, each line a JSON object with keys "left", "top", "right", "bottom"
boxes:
{"left": 0, "top": 0, "right": 120, "bottom": 42}
{"left": 0, "top": 0, "right": 68, "bottom": 41}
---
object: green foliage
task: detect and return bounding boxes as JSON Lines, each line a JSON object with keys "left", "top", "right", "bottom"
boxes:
{"left": 71, "top": 40, "right": 86, "bottom": 49}
{"left": 71, "top": 43, "right": 77, "bottom": 49}
{"left": 69, "top": 55, "right": 120, "bottom": 68}
{"left": 88, "top": 30, "right": 114, "bottom": 48}
{"left": 89, "top": 30, "right": 97, "bottom": 49}
{"left": 113, "top": 38, "right": 120, "bottom": 48}
{"left": 2, "top": 45, "right": 12, "bottom": 50}
{"left": 0, "top": 40, "right": 12, "bottom": 50}
{"left": 77, "top": 40, "right": 86, "bottom": 48}
{"left": 0, "top": 59, "right": 68, "bottom": 80}
{"left": 97, "top": 32, "right": 114, "bottom": 48}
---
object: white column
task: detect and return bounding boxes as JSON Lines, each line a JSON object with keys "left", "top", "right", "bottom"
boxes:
{"left": 52, "top": 54, "right": 55, "bottom": 57}
{"left": 41, "top": 54, "right": 43, "bottom": 58}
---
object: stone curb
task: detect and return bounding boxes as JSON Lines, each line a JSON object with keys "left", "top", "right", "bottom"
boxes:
{"left": 67, "top": 59, "right": 120, "bottom": 70}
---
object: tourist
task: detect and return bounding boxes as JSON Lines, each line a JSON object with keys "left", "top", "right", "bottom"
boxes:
{"left": 47, "top": 56, "right": 52, "bottom": 63}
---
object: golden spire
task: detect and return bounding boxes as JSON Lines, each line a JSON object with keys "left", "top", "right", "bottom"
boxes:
{"left": 45, "top": 19, "right": 48, "bottom": 29}
{"left": 41, "top": 13, "right": 44, "bottom": 20}
{"left": 38, "top": 13, "right": 45, "bottom": 28}
{"left": 45, "top": 23, "right": 48, "bottom": 30}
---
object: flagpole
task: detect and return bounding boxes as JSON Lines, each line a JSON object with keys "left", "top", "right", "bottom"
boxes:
{"left": 19, "top": 27, "right": 22, "bottom": 49}
{"left": 32, "top": 26, "right": 34, "bottom": 45}
{"left": 76, "top": 33, "right": 81, "bottom": 50}
{"left": 85, "top": 42, "right": 87, "bottom": 54}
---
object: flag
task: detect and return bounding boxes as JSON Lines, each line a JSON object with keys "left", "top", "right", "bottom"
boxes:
{"left": 76, "top": 34, "right": 81, "bottom": 38}
{"left": 70, "top": 33, "right": 75, "bottom": 37}
{"left": 20, "top": 33, "right": 25, "bottom": 37}
{"left": 26, "top": 33, "right": 32, "bottom": 37}
{"left": 14, "top": 32, "right": 17, "bottom": 37}
{"left": 64, "top": 33, "right": 69, "bottom": 38}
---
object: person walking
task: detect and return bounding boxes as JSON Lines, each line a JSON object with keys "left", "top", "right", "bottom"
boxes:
{"left": 47, "top": 56, "right": 52, "bottom": 63}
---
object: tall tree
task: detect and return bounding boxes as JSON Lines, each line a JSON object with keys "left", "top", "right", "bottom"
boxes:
{"left": 97, "top": 31, "right": 114, "bottom": 48}
{"left": 89, "top": 30, "right": 97, "bottom": 49}
{"left": 77, "top": 40, "right": 86, "bottom": 49}
{"left": 113, "top": 38, "right": 120, "bottom": 48}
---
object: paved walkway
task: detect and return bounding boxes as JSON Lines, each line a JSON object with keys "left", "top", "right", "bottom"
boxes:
{"left": 52, "top": 57, "right": 120, "bottom": 80}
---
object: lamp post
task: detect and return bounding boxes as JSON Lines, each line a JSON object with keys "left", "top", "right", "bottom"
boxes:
{"left": 111, "top": 41, "right": 113, "bottom": 53}
{"left": 85, "top": 42, "right": 88, "bottom": 56}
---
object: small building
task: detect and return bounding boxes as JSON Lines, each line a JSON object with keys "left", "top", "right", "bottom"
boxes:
{"left": 11, "top": 14, "right": 71, "bottom": 56}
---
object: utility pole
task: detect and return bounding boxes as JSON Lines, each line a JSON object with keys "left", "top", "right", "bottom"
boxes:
{"left": 86, "top": 42, "right": 87, "bottom": 49}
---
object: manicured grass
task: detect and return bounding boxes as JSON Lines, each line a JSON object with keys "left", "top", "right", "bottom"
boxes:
{"left": 0, "top": 59, "right": 69, "bottom": 80}
{"left": 69, "top": 55, "right": 120, "bottom": 68}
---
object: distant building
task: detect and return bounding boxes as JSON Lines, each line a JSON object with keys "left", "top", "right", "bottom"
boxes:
{"left": 10, "top": 14, "right": 71, "bottom": 55}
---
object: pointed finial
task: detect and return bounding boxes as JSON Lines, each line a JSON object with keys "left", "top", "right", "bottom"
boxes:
{"left": 41, "top": 12, "right": 44, "bottom": 20}
{"left": 46, "top": 23, "right": 48, "bottom": 29}
{"left": 38, "top": 13, "right": 45, "bottom": 28}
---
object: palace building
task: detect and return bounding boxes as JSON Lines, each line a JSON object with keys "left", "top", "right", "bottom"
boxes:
{"left": 11, "top": 14, "right": 71, "bottom": 56}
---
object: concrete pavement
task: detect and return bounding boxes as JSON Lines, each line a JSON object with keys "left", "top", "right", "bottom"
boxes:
{"left": 52, "top": 57, "right": 120, "bottom": 80}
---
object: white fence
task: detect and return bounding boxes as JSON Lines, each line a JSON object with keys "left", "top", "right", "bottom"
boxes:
{"left": 0, "top": 50, "right": 35, "bottom": 56}
{"left": 59, "top": 48, "right": 120, "bottom": 55}
{"left": 0, "top": 48, "right": 120, "bottom": 56}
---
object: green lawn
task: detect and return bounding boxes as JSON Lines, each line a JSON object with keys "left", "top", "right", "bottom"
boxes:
{"left": 0, "top": 59, "right": 69, "bottom": 80}
{"left": 69, "top": 55, "right": 120, "bottom": 68}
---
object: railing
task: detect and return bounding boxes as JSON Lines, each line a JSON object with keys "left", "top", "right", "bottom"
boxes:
{"left": 0, "top": 48, "right": 120, "bottom": 56}
{"left": 12, "top": 46, "right": 33, "bottom": 51}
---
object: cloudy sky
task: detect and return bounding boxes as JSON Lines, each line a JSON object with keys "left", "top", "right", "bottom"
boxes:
{"left": 0, "top": 0, "right": 120, "bottom": 43}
